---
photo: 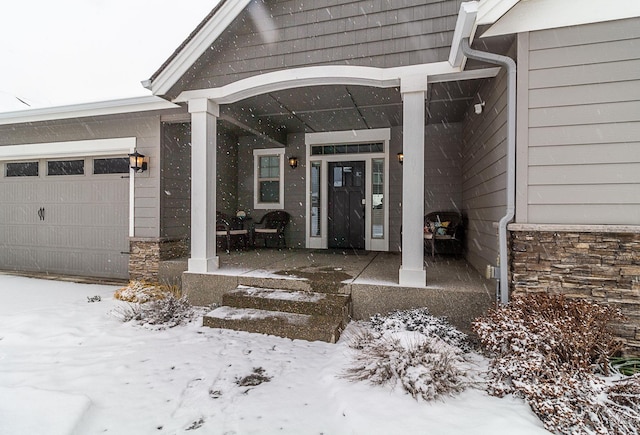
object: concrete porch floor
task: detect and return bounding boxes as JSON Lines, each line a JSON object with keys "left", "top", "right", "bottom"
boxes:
{"left": 160, "top": 249, "right": 496, "bottom": 333}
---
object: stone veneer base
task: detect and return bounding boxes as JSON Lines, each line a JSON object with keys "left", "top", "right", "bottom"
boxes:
{"left": 509, "top": 224, "right": 640, "bottom": 355}
{"left": 129, "top": 238, "right": 189, "bottom": 282}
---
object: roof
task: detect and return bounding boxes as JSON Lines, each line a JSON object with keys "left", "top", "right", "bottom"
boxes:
{"left": 0, "top": 96, "right": 180, "bottom": 126}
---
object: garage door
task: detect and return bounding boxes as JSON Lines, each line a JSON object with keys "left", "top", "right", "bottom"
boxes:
{"left": 0, "top": 157, "right": 129, "bottom": 279}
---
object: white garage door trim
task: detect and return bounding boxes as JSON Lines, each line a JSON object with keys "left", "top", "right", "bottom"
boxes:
{"left": 0, "top": 137, "right": 137, "bottom": 237}
{"left": 0, "top": 137, "right": 136, "bottom": 161}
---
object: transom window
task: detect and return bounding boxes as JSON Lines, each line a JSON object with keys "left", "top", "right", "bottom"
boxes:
{"left": 253, "top": 148, "right": 285, "bottom": 209}
{"left": 5, "top": 161, "right": 38, "bottom": 177}
{"left": 47, "top": 159, "right": 84, "bottom": 176}
{"left": 93, "top": 157, "right": 129, "bottom": 174}
{"left": 311, "top": 142, "right": 383, "bottom": 156}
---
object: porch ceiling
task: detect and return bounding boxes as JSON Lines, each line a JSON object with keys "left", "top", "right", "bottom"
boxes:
{"left": 219, "top": 78, "right": 489, "bottom": 137}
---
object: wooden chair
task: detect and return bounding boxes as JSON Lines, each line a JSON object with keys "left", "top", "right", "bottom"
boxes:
{"left": 253, "top": 211, "right": 290, "bottom": 248}
{"left": 216, "top": 212, "right": 250, "bottom": 253}
{"left": 423, "top": 211, "right": 464, "bottom": 259}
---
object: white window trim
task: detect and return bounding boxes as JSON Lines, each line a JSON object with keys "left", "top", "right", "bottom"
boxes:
{"left": 305, "top": 129, "right": 390, "bottom": 251}
{"left": 253, "top": 148, "right": 285, "bottom": 210}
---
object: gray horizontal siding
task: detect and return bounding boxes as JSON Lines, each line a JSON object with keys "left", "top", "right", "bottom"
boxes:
{"left": 462, "top": 61, "right": 509, "bottom": 274}
{"left": 170, "top": 0, "right": 463, "bottom": 96}
{"left": 523, "top": 17, "right": 640, "bottom": 225}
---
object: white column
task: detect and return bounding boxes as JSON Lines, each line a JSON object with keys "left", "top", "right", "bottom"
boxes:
{"left": 399, "top": 75, "right": 427, "bottom": 287}
{"left": 188, "top": 98, "right": 219, "bottom": 273}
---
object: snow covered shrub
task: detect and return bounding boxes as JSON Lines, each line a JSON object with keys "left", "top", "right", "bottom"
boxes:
{"left": 473, "top": 293, "right": 631, "bottom": 434}
{"left": 114, "top": 280, "right": 181, "bottom": 303}
{"left": 370, "top": 308, "right": 470, "bottom": 352}
{"left": 115, "top": 295, "right": 199, "bottom": 329}
{"left": 345, "top": 330, "right": 468, "bottom": 401}
{"left": 345, "top": 309, "right": 473, "bottom": 401}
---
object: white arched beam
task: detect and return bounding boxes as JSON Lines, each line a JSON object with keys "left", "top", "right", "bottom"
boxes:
{"left": 174, "top": 63, "right": 468, "bottom": 105}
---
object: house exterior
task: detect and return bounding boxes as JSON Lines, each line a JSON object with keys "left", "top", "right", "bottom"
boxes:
{"left": 0, "top": 0, "right": 639, "bottom": 347}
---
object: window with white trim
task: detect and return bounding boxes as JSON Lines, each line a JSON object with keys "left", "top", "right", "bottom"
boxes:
{"left": 253, "top": 148, "right": 285, "bottom": 209}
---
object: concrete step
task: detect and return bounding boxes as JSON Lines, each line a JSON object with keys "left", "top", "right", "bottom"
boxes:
{"left": 203, "top": 285, "right": 352, "bottom": 343}
{"left": 203, "top": 306, "right": 345, "bottom": 343}
{"left": 223, "top": 286, "right": 351, "bottom": 320}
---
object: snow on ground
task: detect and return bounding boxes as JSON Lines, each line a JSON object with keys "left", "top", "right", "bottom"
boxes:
{"left": 0, "top": 274, "right": 548, "bottom": 434}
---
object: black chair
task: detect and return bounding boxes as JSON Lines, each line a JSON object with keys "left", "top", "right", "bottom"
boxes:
{"left": 423, "top": 211, "right": 464, "bottom": 259}
{"left": 216, "top": 212, "right": 250, "bottom": 253}
{"left": 253, "top": 211, "right": 290, "bottom": 248}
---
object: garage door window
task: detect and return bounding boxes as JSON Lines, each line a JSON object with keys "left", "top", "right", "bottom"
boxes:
{"left": 6, "top": 161, "right": 38, "bottom": 177}
{"left": 93, "top": 158, "right": 129, "bottom": 174}
{"left": 48, "top": 160, "right": 84, "bottom": 176}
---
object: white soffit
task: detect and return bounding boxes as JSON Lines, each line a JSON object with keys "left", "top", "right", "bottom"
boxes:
{"left": 0, "top": 137, "right": 136, "bottom": 161}
{"left": 481, "top": 0, "right": 640, "bottom": 38}
{"left": 0, "top": 96, "right": 179, "bottom": 126}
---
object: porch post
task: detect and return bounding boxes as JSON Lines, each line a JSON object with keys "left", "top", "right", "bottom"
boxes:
{"left": 399, "top": 75, "right": 427, "bottom": 287}
{"left": 188, "top": 98, "right": 219, "bottom": 273}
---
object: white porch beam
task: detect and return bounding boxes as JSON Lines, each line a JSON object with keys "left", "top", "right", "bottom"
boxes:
{"left": 174, "top": 63, "right": 458, "bottom": 105}
{"left": 399, "top": 75, "right": 428, "bottom": 288}
{"left": 188, "top": 98, "right": 219, "bottom": 273}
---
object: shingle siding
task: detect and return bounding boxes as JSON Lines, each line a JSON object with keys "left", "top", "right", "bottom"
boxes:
{"left": 167, "top": 0, "right": 463, "bottom": 97}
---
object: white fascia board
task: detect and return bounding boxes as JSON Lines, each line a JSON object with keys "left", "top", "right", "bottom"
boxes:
{"left": 175, "top": 62, "right": 459, "bottom": 104}
{"left": 476, "top": 0, "right": 520, "bottom": 26}
{"left": 448, "top": 2, "right": 479, "bottom": 68}
{"left": 482, "top": 0, "right": 640, "bottom": 38}
{"left": 0, "top": 96, "right": 180, "bottom": 126}
{"left": 149, "top": 0, "right": 253, "bottom": 96}
{"left": 0, "top": 137, "right": 136, "bottom": 162}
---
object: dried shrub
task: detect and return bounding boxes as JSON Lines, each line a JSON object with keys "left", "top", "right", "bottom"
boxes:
{"left": 345, "top": 309, "right": 473, "bottom": 402}
{"left": 344, "top": 331, "right": 468, "bottom": 401}
{"left": 473, "top": 293, "right": 633, "bottom": 434}
{"left": 114, "top": 280, "right": 181, "bottom": 303}
{"left": 114, "top": 294, "right": 198, "bottom": 329}
{"left": 370, "top": 308, "right": 470, "bottom": 352}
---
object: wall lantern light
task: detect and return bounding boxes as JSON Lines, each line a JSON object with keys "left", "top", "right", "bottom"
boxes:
{"left": 288, "top": 156, "right": 298, "bottom": 169}
{"left": 397, "top": 152, "right": 404, "bottom": 165}
{"left": 128, "top": 151, "right": 148, "bottom": 172}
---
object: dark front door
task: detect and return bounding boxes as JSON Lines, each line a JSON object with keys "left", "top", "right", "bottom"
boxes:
{"left": 328, "top": 161, "right": 365, "bottom": 249}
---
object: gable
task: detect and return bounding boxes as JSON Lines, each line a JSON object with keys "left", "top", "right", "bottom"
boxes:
{"left": 161, "top": 0, "right": 465, "bottom": 99}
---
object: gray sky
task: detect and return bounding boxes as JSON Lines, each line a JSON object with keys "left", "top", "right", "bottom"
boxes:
{"left": 0, "top": 0, "right": 219, "bottom": 112}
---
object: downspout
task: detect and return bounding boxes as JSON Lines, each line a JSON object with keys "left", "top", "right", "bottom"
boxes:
{"left": 461, "top": 37, "right": 516, "bottom": 305}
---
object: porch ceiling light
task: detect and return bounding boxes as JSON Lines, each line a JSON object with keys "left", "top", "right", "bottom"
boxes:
{"left": 288, "top": 156, "right": 298, "bottom": 169}
{"left": 397, "top": 152, "right": 404, "bottom": 165}
{"left": 128, "top": 151, "right": 147, "bottom": 172}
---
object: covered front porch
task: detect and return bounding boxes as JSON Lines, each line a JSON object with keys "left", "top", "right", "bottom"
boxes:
{"left": 160, "top": 249, "right": 494, "bottom": 332}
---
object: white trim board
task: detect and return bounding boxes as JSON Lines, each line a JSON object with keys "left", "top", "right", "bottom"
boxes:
{"left": 0, "top": 96, "right": 179, "bottom": 126}
{"left": 305, "top": 129, "right": 390, "bottom": 252}
{"left": 0, "top": 137, "right": 136, "bottom": 162}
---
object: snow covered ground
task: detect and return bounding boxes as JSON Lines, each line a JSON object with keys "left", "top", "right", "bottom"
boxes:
{"left": 0, "top": 274, "right": 548, "bottom": 434}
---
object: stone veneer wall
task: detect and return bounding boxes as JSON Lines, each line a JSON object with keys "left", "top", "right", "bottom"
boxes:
{"left": 129, "top": 238, "right": 189, "bottom": 281}
{"left": 509, "top": 224, "right": 640, "bottom": 354}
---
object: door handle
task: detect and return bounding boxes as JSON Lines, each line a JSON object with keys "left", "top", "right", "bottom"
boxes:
{"left": 37, "top": 207, "right": 45, "bottom": 221}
